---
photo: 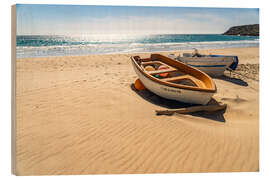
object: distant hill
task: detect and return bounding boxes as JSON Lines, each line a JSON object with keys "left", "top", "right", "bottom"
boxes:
{"left": 223, "top": 24, "right": 259, "bottom": 36}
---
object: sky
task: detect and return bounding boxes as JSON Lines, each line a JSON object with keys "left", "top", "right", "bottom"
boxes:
{"left": 16, "top": 4, "right": 259, "bottom": 35}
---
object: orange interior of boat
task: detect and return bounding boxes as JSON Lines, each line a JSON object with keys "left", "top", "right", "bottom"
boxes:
{"left": 132, "top": 54, "right": 216, "bottom": 92}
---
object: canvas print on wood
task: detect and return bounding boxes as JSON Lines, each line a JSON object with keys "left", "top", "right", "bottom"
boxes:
{"left": 11, "top": 4, "right": 259, "bottom": 175}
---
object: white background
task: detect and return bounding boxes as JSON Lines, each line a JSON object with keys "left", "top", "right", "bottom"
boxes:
{"left": 1, "top": 0, "right": 269, "bottom": 179}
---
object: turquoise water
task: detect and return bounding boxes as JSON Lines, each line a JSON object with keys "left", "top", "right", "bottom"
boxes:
{"left": 16, "top": 34, "right": 259, "bottom": 58}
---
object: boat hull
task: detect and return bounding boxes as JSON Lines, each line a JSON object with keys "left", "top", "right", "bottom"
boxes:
{"left": 177, "top": 56, "right": 236, "bottom": 77}
{"left": 131, "top": 60, "right": 214, "bottom": 105}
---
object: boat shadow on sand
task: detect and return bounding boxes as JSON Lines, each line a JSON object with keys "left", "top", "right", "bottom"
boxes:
{"left": 130, "top": 84, "right": 226, "bottom": 123}
{"left": 215, "top": 74, "right": 248, "bottom": 86}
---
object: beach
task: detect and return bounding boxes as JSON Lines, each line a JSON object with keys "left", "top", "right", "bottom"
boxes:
{"left": 15, "top": 47, "right": 259, "bottom": 175}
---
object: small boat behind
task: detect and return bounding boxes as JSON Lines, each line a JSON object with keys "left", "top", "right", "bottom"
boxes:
{"left": 131, "top": 54, "right": 217, "bottom": 105}
{"left": 174, "top": 49, "right": 239, "bottom": 77}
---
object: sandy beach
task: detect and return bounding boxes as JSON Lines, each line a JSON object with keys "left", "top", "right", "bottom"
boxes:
{"left": 14, "top": 47, "right": 259, "bottom": 175}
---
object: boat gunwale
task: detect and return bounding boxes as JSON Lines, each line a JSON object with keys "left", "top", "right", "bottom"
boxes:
{"left": 131, "top": 55, "right": 217, "bottom": 93}
{"left": 177, "top": 57, "right": 235, "bottom": 63}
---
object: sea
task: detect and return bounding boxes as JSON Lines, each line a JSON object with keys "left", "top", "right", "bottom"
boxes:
{"left": 16, "top": 34, "right": 259, "bottom": 58}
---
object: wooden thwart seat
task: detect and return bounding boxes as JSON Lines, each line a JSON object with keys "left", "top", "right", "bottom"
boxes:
{"left": 142, "top": 61, "right": 178, "bottom": 75}
{"left": 141, "top": 61, "right": 161, "bottom": 66}
{"left": 162, "top": 75, "right": 206, "bottom": 88}
{"left": 141, "top": 61, "right": 173, "bottom": 67}
{"left": 147, "top": 68, "right": 178, "bottom": 75}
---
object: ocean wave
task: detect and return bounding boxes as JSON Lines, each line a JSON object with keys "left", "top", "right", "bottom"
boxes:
{"left": 17, "top": 39, "right": 259, "bottom": 48}
{"left": 16, "top": 39, "right": 259, "bottom": 58}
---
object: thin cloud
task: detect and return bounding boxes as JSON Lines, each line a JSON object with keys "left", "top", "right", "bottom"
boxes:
{"left": 16, "top": 5, "right": 259, "bottom": 35}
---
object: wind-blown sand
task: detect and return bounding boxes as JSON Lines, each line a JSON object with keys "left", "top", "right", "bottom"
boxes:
{"left": 14, "top": 47, "right": 259, "bottom": 175}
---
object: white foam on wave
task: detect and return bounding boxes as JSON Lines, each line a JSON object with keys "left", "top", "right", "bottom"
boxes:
{"left": 16, "top": 39, "right": 259, "bottom": 58}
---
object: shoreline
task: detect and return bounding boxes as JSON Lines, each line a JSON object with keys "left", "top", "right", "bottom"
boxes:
{"left": 17, "top": 46, "right": 259, "bottom": 60}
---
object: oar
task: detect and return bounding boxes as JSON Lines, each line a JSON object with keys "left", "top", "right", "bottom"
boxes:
{"left": 155, "top": 103, "right": 227, "bottom": 116}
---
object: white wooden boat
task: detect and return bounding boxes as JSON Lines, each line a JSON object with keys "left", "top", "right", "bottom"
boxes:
{"left": 131, "top": 54, "right": 217, "bottom": 105}
{"left": 175, "top": 51, "right": 239, "bottom": 77}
